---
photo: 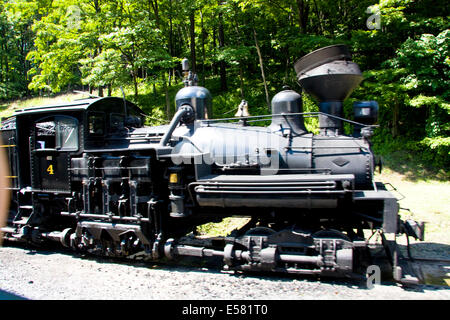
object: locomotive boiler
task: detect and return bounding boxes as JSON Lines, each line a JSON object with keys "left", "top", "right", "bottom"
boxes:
{"left": 0, "top": 45, "right": 424, "bottom": 282}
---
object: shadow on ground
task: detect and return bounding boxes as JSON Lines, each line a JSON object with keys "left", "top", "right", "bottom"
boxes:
{"left": 380, "top": 151, "right": 449, "bottom": 182}
{"left": 397, "top": 242, "right": 450, "bottom": 286}
{"left": 0, "top": 289, "right": 27, "bottom": 300}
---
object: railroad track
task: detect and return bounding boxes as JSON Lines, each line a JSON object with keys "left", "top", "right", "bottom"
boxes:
{"left": 3, "top": 234, "right": 448, "bottom": 288}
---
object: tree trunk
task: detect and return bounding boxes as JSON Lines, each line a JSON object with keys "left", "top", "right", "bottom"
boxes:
{"left": 392, "top": 101, "right": 400, "bottom": 137}
{"left": 189, "top": 11, "right": 196, "bottom": 74}
{"left": 94, "top": 0, "right": 100, "bottom": 12}
{"left": 284, "top": 49, "right": 290, "bottom": 84}
{"left": 148, "top": 0, "right": 160, "bottom": 28}
{"left": 218, "top": 12, "right": 227, "bottom": 91}
{"left": 168, "top": 0, "right": 173, "bottom": 54}
{"left": 0, "top": 45, "right": 3, "bottom": 82}
{"left": 212, "top": 26, "right": 218, "bottom": 75}
{"left": 253, "top": 28, "right": 270, "bottom": 111}
{"left": 162, "top": 71, "right": 172, "bottom": 119}
{"left": 296, "top": 0, "right": 310, "bottom": 33}
{"left": 231, "top": 5, "right": 245, "bottom": 98}
{"left": 239, "top": 67, "right": 244, "bottom": 99}
{"left": 132, "top": 71, "right": 139, "bottom": 99}
{"left": 4, "top": 42, "right": 8, "bottom": 82}
{"left": 312, "top": 0, "right": 324, "bottom": 34}
{"left": 200, "top": 9, "right": 206, "bottom": 86}
{"left": 168, "top": 0, "right": 175, "bottom": 86}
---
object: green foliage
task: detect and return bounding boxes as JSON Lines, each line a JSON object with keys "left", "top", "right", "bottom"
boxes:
{"left": 420, "top": 137, "right": 450, "bottom": 167}
{"left": 364, "top": 28, "right": 449, "bottom": 167}
{"left": 390, "top": 30, "right": 449, "bottom": 96}
{"left": 80, "top": 49, "right": 128, "bottom": 88}
{"left": 0, "top": 0, "right": 448, "bottom": 172}
{"left": 301, "top": 93, "right": 320, "bottom": 134}
{"left": 0, "top": 82, "right": 23, "bottom": 100}
{"left": 196, "top": 217, "right": 250, "bottom": 237}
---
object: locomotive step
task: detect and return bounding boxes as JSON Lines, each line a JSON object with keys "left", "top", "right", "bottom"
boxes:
{"left": 0, "top": 226, "right": 27, "bottom": 242}
{"left": 0, "top": 226, "right": 16, "bottom": 234}
{"left": 19, "top": 205, "right": 33, "bottom": 210}
{"left": 13, "top": 218, "right": 30, "bottom": 225}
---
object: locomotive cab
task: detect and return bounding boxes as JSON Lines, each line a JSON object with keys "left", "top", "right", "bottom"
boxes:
{"left": 0, "top": 97, "right": 148, "bottom": 239}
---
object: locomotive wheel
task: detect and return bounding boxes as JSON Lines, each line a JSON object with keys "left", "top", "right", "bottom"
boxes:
{"left": 244, "top": 227, "right": 276, "bottom": 236}
{"left": 312, "top": 229, "right": 351, "bottom": 241}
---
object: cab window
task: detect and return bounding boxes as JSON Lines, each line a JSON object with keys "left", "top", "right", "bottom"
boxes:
{"left": 36, "top": 120, "right": 56, "bottom": 149}
{"left": 56, "top": 117, "right": 78, "bottom": 150}
{"left": 35, "top": 116, "right": 79, "bottom": 151}
{"left": 88, "top": 112, "right": 105, "bottom": 136}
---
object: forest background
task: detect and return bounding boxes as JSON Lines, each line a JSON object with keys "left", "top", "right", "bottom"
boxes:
{"left": 0, "top": 0, "right": 448, "bottom": 172}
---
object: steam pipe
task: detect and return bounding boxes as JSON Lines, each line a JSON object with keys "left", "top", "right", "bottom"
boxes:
{"left": 159, "top": 104, "right": 194, "bottom": 147}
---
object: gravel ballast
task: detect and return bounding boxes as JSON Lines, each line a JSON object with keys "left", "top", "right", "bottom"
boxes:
{"left": 0, "top": 245, "right": 449, "bottom": 300}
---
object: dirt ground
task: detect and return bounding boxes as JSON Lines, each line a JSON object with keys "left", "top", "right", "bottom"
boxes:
{"left": 374, "top": 164, "right": 450, "bottom": 286}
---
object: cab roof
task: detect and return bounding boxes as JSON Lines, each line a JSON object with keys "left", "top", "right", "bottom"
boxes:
{"left": 13, "top": 96, "right": 146, "bottom": 117}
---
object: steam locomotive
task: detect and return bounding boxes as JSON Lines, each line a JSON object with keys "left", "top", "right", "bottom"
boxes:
{"left": 0, "top": 45, "right": 424, "bottom": 282}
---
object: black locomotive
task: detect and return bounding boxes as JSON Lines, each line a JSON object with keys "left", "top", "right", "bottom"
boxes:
{"left": 1, "top": 45, "right": 424, "bottom": 282}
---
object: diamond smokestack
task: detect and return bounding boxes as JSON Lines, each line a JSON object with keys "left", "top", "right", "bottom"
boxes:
{"left": 294, "top": 45, "right": 363, "bottom": 135}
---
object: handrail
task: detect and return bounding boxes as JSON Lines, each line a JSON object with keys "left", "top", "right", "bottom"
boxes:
{"left": 200, "top": 111, "right": 379, "bottom": 128}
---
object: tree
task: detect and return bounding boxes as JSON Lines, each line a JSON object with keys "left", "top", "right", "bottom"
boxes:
{"left": 352, "top": 0, "right": 449, "bottom": 167}
{"left": 0, "top": 0, "right": 38, "bottom": 98}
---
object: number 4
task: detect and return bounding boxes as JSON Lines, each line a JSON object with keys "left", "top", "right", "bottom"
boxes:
{"left": 47, "top": 164, "right": 55, "bottom": 175}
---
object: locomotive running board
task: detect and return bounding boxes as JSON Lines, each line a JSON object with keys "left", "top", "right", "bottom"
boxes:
{"left": 191, "top": 173, "right": 354, "bottom": 208}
